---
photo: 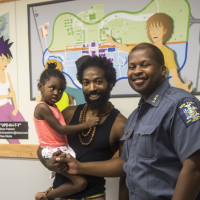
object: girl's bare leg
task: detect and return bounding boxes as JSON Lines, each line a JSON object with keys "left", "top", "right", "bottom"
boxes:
{"left": 46, "top": 173, "right": 87, "bottom": 199}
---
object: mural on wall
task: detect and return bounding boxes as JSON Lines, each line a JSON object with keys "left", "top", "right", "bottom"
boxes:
{"left": 0, "top": 14, "right": 28, "bottom": 144}
{"left": 28, "top": 0, "right": 200, "bottom": 99}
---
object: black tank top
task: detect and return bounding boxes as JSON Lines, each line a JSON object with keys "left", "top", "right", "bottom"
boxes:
{"left": 53, "top": 104, "right": 120, "bottom": 198}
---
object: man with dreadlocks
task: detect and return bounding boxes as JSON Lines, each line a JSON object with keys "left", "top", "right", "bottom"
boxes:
{"left": 37, "top": 55, "right": 127, "bottom": 200}
{"left": 0, "top": 36, "right": 25, "bottom": 144}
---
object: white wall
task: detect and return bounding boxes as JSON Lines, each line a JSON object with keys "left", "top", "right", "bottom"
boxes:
{"left": 0, "top": 157, "right": 120, "bottom": 200}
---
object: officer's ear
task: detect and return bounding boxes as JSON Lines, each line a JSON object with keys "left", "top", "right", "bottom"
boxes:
{"left": 161, "top": 65, "right": 167, "bottom": 78}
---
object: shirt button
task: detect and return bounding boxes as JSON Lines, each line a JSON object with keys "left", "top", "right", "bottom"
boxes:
{"left": 125, "top": 130, "right": 130, "bottom": 135}
{"left": 131, "top": 191, "right": 134, "bottom": 195}
{"left": 128, "top": 173, "right": 131, "bottom": 176}
{"left": 131, "top": 154, "right": 134, "bottom": 158}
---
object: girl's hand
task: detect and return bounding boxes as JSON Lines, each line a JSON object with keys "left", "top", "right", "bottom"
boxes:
{"left": 85, "top": 117, "right": 100, "bottom": 128}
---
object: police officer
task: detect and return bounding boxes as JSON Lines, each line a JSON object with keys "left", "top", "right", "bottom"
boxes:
{"left": 121, "top": 42, "right": 200, "bottom": 200}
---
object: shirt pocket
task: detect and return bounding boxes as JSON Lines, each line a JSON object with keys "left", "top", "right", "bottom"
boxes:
{"left": 121, "top": 128, "right": 134, "bottom": 160}
{"left": 135, "top": 125, "right": 157, "bottom": 159}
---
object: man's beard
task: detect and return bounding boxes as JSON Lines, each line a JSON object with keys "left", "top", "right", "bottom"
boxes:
{"left": 84, "top": 87, "right": 111, "bottom": 109}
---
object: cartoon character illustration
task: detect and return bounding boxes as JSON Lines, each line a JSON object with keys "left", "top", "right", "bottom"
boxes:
{"left": 0, "top": 36, "right": 25, "bottom": 144}
{"left": 106, "top": 13, "right": 192, "bottom": 92}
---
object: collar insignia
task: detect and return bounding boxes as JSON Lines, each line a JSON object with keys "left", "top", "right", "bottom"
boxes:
{"left": 152, "top": 95, "right": 159, "bottom": 103}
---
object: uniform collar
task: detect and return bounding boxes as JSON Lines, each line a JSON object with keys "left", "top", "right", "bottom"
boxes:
{"left": 138, "top": 80, "right": 170, "bottom": 107}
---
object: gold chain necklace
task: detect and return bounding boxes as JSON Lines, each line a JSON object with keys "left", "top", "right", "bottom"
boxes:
{"left": 79, "top": 102, "right": 114, "bottom": 146}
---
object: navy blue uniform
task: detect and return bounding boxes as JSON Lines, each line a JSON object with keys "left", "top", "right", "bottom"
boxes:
{"left": 121, "top": 80, "right": 200, "bottom": 200}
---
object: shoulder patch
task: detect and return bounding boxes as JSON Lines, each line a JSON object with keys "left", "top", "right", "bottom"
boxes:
{"left": 178, "top": 101, "right": 200, "bottom": 127}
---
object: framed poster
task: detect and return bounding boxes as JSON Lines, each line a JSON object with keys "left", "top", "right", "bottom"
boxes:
{"left": 28, "top": 0, "right": 200, "bottom": 99}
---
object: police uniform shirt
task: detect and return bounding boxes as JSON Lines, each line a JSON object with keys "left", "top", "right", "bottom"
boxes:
{"left": 121, "top": 80, "right": 200, "bottom": 200}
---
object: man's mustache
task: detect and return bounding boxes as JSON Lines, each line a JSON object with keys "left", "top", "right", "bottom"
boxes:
{"left": 85, "top": 91, "right": 101, "bottom": 96}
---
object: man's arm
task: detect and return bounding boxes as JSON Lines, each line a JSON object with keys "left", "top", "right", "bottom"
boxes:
{"left": 61, "top": 105, "right": 77, "bottom": 124}
{"left": 172, "top": 150, "right": 200, "bottom": 200}
{"left": 56, "top": 154, "right": 125, "bottom": 177}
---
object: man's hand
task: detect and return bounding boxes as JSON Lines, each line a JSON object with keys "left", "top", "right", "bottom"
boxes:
{"left": 56, "top": 154, "right": 80, "bottom": 175}
{"left": 37, "top": 147, "right": 69, "bottom": 174}
{"left": 56, "top": 154, "right": 125, "bottom": 177}
{"left": 45, "top": 151, "right": 68, "bottom": 173}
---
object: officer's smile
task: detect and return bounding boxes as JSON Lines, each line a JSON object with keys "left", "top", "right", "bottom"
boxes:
{"left": 132, "top": 77, "right": 147, "bottom": 85}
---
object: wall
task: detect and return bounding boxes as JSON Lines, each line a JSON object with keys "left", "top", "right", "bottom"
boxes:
{"left": 0, "top": 0, "right": 200, "bottom": 199}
